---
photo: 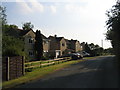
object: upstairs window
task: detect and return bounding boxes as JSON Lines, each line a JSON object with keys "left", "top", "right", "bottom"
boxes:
{"left": 29, "top": 39, "right": 33, "bottom": 43}
{"left": 62, "top": 43, "right": 65, "bottom": 46}
{"left": 29, "top": 51, "right": 34, "bottom": 56}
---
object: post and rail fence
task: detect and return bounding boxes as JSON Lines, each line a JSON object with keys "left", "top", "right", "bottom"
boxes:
{"left": 2, "top": 56, "right": 71, "bottom": 81}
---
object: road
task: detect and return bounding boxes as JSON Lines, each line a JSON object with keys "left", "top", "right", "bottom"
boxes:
{"left": 16, "top": 56, "right": 119, "bottom": 88}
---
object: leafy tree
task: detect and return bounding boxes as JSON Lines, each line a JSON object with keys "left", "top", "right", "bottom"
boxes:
{"left": 106, "top": 0, "right": 120, "bottom": 64}
{"left": 104, "top": 48, "right": 114, "bottom": 55}
{"left": 22, "top": 22, "right": 34, "bottom": 30}
{"left": 35, "top": 30, "right": 43, "bottom": 60}
{"left": 2, "top": 35, "right": 25, "bottom": 56}
{"left": 2, "top": 24, "right": 28, "bottom": 60}
{"left": 84, "top": 43, "right": 91, "bottom": 53}
{"left": 0, "top": 5, "right": 7, "bottom": 26}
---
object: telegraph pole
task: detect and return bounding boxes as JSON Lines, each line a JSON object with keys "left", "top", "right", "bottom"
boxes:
{"left": 101, "top": 39, "right": 103, "bottom": 48}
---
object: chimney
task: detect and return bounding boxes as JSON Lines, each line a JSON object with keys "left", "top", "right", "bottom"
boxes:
{"left": 54, "top": 34, "right": 57, "bottom": 38}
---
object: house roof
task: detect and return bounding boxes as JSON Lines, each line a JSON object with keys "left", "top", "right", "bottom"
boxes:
{"left": 19, "top": 29, "right": 48, "bottom": 39}
{"left": 19, "top": 30, "right": 31, "bottom": 36}
{"left": 48, "top": 36, "right": 64, "bottom": 42}
{"left": 56, "top": 37, "right": 64, "bottom": 41}
{"left": 41, "top": 34, "right": 47, "bottom": 39}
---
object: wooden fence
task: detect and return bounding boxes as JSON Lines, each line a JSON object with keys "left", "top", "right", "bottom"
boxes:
{"left": 2, "top": 56, "right": 71, "bottom": 81}
{"left": 2, "top": 56, "right": 25, "bottom": 81}
{"left": 25, "top": 57, "right": 71, "bottom": 71}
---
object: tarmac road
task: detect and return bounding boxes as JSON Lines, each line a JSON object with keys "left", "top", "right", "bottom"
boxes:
{"left": 16, "top": 56, "right": 119, "bottom": 88}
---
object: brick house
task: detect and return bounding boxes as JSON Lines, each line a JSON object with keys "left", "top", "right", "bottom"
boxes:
{"left": 48, "top": 35, "right": 67, "bottom": 58}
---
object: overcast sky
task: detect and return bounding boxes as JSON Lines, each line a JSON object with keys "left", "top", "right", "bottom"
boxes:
{"left": 2, "top": 0, "right": 117, "bottom": 48}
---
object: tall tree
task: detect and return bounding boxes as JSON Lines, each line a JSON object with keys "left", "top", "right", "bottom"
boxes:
{"left": 0, "top": 6, "right": 7, "bottom": 26}
{"left": 35, "top": 30, "right": 43, "bottom": 60}
{"left": 106, "top": 0, "right": 120, "bottom": 64}
{"left": 84, "top": 43, "right": 91, "bottom": 53}
{"left": 22, "top": 22, "right": 34, "bottom": 30}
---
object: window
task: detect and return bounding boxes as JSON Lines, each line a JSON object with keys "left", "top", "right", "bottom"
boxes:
{"left": 29, "top": 39, "right": 32, "bottom": 43}
{"left": 62, "top": 43, "right": 65, "bottom": 46}
{"left": 29, "top": 51, "right": 34, "bottom": 56}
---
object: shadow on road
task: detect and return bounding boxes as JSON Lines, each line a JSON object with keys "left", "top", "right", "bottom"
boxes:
{"left": 17, "top": 56, "right": 119, "bottom": 88}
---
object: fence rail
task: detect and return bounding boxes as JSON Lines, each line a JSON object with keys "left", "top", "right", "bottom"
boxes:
{"left": 25, "top": 57, "right": 71, "bottom": 71}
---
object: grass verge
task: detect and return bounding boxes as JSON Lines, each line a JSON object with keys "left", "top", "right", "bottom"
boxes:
{"left": 2, "top": 59, "right": 84, "bottom": 89}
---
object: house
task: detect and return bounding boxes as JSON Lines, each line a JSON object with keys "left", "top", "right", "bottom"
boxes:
{"left": 65, "top": 39, "right": 83, "bottom": 53}
{"left": 48, "top": 35, "right": 67, "bottom": 58}
{"left": 19, "top": 29, "right": 50, "bottom": 60}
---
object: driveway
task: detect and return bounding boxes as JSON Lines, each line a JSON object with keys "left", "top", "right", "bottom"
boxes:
{"left": 16, "top": 56, "right": 119, "bottom": 88}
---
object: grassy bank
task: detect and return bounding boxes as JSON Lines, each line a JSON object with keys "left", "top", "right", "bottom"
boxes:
{"left": 2, "top": 56, "right": 102, "bottom": 89}
{"left": 2, "top": 59, "right": 84, "bottom": 89}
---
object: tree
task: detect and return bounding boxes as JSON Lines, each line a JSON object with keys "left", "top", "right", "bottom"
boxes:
{"left": 2, "top": 35, "right": 25, "bottom": 56}
{"left": 106, "top": 0, "right": 120, "bottom": 63}
{"left": 2, "top": 24, "right": 29, "bottom": 61}
{"left": 22, "top": 22, "right": 34, "bottom": 30}
{"left": 84, "top": 43, "right": 91, "bottom": 53}
{"left": 0, "top": 5, "right": 7, "bottom": 26}
{"left": 35, "top": 30, "right": 43, "bottom": 60}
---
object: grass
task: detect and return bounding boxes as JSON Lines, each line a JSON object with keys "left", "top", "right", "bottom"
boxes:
{"left": 2, "top": 59, "right": 84, "bottom": 89}
{"left": 2, "top": 56, "right": 101, "bottom": 89}
{"left": 83, "top": 56, "right": 99, "bottom": 60}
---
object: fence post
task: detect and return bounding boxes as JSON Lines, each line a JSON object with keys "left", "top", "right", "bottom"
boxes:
{"left": 6, "top": 57, "right": 9, "bottom": 81}
{"left": 40, "top": 61, "right": 42, "bottom": 68}
{"left": 22, "top": 56, "right": 25, "bottom": 75}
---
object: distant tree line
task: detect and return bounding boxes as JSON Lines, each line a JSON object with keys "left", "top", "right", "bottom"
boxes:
{"left": 105, "top": 0, "right": 120, "bottom": 66}
{"left": 81, "top": 42, "right": 112, "bottom": 56}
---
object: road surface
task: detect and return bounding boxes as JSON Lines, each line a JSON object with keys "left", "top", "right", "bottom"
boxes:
{"left": 16, "top": 56, "right": 119, "bottom": 88}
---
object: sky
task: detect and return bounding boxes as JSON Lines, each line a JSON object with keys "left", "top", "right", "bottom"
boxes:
{"left": 2, "top": 0, "right": 117, "bottom": 49}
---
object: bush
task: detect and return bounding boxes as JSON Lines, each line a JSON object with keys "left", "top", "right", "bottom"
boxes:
{"left": 2, "top": 35, "right": 26, "bottom": 57}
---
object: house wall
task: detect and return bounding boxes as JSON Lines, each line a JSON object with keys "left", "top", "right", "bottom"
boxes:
{"left": 49, "top": 37, "right": 60, "bottom": 50}
{"left": 75, "top": 41, "right": 82, "bottom": 52}
{"left": 23, "top": 31, "right": 36, "bottom": 60}
{"left": 43, "top": 39, "right": 50, "bottom": 52}
{"left": 60, "top": 38, "right": 67, "bottom": 56}
{"left": 49, "top": 37, "right": 67, "bottom": 57}
{"left": 43, "top": 39, "right": 50, "bottom": 57}
{"left": 23, "top": 30, "right": 50, "bottom": 60}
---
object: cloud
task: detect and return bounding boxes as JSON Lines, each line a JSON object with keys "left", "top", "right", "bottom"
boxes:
{"left": 16, "top": 0, "right": 33, "bottom": 14}
{"left": 65, "top": 4, "right": 84, "bottom": 13}
{"left": 50, "top": 5, "right": 57, "bottom": 14}
{"left": 16, "top": 0, "right": 44, "bottom": 14}
{"left": 29, "top": 0, "right": 44, "bottom": 12}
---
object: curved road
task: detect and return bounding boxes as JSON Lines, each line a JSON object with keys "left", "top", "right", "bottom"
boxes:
{"left": 16, "top": 56, "right": 119, "bottom": 88}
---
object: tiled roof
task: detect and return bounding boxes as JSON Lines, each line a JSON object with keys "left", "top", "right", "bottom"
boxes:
{"left": 56, "top": 37, "right": 63, "bottom": 41}
{"left": 19, "top": 30, "right": 31, "bottom": 36}
{"left": 48, "top": 36, "right": 64, "bottom": 42}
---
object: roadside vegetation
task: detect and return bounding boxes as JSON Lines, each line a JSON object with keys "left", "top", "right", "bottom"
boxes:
{"left": 105, "top": 0, "right": 120, "bottom": 68}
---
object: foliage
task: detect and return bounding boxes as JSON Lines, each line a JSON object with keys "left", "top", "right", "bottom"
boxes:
{"left": 104, "top": 48, "right": 114, "bottom": 55}
{"left": 2, "top": 35, "right": 25, "bottom": 56}
{"left": 2, "top": 24, "right": 29, "bottom": 60}
{"left": 22, "top": 22, "right": 34, "bottom": 30}
{"left": 106, "top": 0, "right": 120, "bottom": 63}
{"left": 83, "top": 42, "right": 104, "bottom": 56}
{"left": 35, "top": 30, "right": 43, "bottom": 60}
{"left": 0, "top": 5, "right": 7, "bottom": 25}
